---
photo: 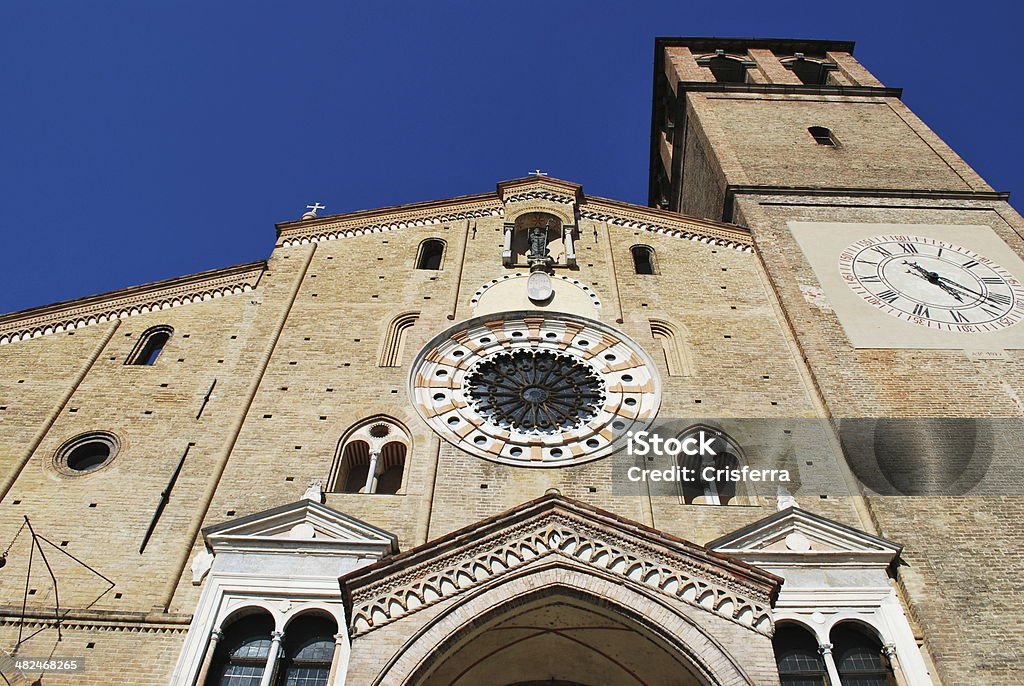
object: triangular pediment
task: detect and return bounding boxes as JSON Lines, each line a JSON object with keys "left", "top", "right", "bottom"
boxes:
{"left": 341, "top": 495, "right": 781, "bottom": 637}
{"left": 203, "top": 499, "right": 397, "bottom": 556}
{"left": 496, "top": 175, "right": 584, "bottom": 206}
{"left": 707, "top": 507, "right": 902, "bottom": 567}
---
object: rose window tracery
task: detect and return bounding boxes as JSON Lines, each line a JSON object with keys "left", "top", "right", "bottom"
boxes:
{"left": 409, "top": 312, "right": 661, "bottom": 467}
{"left": 465, "top": 350, "right": 604, "bottom": 432}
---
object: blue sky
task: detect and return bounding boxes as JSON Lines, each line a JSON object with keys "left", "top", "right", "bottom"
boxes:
{"left": 2, "top": 1, "right": 1021, "bottom": 314}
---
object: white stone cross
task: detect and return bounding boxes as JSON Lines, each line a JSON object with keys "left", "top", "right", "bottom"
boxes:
{"left": 306, "top": 202, "right": 326, "bottom": 214}
{"left": 529, "top": 169, "right": 548, "bottom": 177}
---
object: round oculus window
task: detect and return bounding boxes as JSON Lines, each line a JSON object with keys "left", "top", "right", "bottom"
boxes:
{"left": 409, "top": 311, "right": 661, "bottom": 467}
{"left": 54, "top": 431, "right": 120, "bottom": 475}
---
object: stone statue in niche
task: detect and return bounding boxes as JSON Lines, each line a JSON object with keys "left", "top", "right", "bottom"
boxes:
{"left": 528, "top": 225, "right": 550, "bottom": 259}
{"left": 527, "top": 222, "right": 554, "bottom": 272}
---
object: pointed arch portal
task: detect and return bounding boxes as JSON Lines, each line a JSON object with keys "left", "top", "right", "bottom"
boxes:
{"left": 411, "top": 590, "right": 713, "bottom": 686}
{"left": 344, "top": 496, "right": 777, "bottom": 686}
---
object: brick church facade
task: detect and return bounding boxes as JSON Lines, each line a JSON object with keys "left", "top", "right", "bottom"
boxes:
{"left": 0, "top": 37, "right": 1020, "bottom": 685}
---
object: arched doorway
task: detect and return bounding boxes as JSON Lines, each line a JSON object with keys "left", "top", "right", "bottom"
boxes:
{"left": 414, "top": 593, "right": 707, "bottom": 686}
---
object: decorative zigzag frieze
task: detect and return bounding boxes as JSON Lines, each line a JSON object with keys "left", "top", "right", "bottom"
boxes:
{"left": 504, "top": 190, "right": 576, "bottom": 205}
{"left": 348, "top": 514, "right": 774, "bottom": 637}
{"left": 0, "top": 263, "right": 264, "bottom": 346}
{"left": 278, "top": 203, "right": 502, "bottom": 247}
{"left": 579, "top": 207, "right": 754, "bottom": 252}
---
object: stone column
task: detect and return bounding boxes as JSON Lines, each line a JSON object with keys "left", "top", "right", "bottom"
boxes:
{"left": 819, "top": 642, "right": 842, "bottom": 686}
{"left": 883, "top": 643, "right": 910, "bottom": 686}
{"left": 563, "top": 225, "right": 576, "bottom": 266}
{"left": 258, "top": 630, "right": 284, "bottom": 686}
{"left": 363, "top": 450, "right": 381, "bottom": 494}
{"left": 193, "top": 629, "right": 223, "bottom": 686}
{"left": 326, "top": 631, "right": 351, "bottom": 685}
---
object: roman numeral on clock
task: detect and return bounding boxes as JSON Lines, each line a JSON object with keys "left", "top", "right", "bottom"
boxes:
{"left": 982, "top": 277, "right": 1004, "bottom": 284}
{"left": 963, "top": 260, "right": 979, "bottom": 269}
{"left": 950, "top": 310, "right": 970, "bottom": 323}
{"left": 898, "top": 243, "right": 918, "bottom": 254}
{"left": 871, "top": 246, "right": 893, "bottom": 257}
{"left": 860, "top": 276, "right": 881, "bottom": 283}
{"left": 912, "top": 304, "right": 930, "bottom": 318}
{"left": 877, "top": 290, "right": 899, "bottom": 303}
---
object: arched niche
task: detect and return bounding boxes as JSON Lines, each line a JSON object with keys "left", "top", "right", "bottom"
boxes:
{"left": 501, "top": 209, "right": 577, "bottom": 268}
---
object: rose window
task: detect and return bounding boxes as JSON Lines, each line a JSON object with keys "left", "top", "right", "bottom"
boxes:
{"left": 409, "top": 311, "right": 662, "bottom": 467}
{"left": 465, "top": 350, "right": 604, "bottom": 432}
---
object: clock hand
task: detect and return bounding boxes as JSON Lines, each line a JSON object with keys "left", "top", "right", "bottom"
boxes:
{"left": 904, "top": 268, "right": 964, "bottom": 302}
{"left": 934, "top": 276, "right": 990, "bottom": 301}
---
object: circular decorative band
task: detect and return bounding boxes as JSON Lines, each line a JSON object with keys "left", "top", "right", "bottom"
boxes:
{"left": 409, "top": 311, "right": 662, "bottom": 467}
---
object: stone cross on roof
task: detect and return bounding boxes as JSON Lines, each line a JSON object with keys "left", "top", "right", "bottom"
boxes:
{"left": 302, "top": 202, "right": 326, "bottom": 220}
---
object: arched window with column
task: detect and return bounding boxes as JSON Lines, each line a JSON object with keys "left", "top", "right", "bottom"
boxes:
{"left": 831, "top": 623, "right": 897, "bottom": 686}
{"left": 676, "top": 426, "right": 744, "bottom": 505}
{"left": 329, "top": 417, "right": 410, "bottom": 494}
{"left": 276, "top": 613, "right": 337, "bottom": 686}
{"left": 773, "top": 622, "right": 829, "bottom": 685}
{"left": 335, "top": 440, "right": 370, "bottom": 493}
{"left": 206, "top": 611, "right": 274, "bottom": 686}
{"left": 416, "top": 238, "right": 446, "bottom": 270}
{"left": 375, "top": 442, "right": 407, "bottom": 494}
{"left": 126, "top": 325, "right": 173, "bottom": 366}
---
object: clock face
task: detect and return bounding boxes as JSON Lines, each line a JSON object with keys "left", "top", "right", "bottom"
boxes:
{"left": 838, "top": 234, "right": 1024, "bottom": 332}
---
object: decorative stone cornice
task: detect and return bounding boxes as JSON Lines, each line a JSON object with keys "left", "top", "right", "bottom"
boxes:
{"left": 276, "top": 196, "right": 502, "bottom": 247}
{"left": 580, "top": 198, "right": 754, "bottom": 252}
{"left": 0, "top": 261, "right": 266, "bottom": 346}
{"left": 0, "top": 607, "right": 192, "bottom": 634}
{"left": 342, "top": 495, "right": 779, "bottom": 637}
{"left": 275, "top": 178, "right": 751, "bottom": 253}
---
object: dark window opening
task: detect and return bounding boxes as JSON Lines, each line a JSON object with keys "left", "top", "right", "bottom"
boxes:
{"left": 375, "top": 442, "right": 406, "bottom": 495}
{"left": 774, "top": 623, "right": 828, "bottom": 686}
{"left": 276, "top": 615, "right": 336, "bottom": 686}
{"left": 808, "top": 126, "right": 837, "bottom": 146}
{"left": 832, "top": 624, "right": 896, "bottom": 686}
{"left": 789, "top": 59, "right": 829, "bottom": 85}
{"left": 339, "top": 440, "right": 370, "bottom": 493}
{"left": 631, "top": 246, "right": 656, "bottom": 275}
{"left": 207, "top": 613, "right": 274, "bottom": 686}
{"left": 416, "top": 239, "right": 445, "bottom": 270}
{"left": 66, "top": 442, "right": 111, "bottom": 472}
{"left": 708, "top": 55, "right": 746, "bottom": 83}
{"left": 129, "top": 327, "right": 173, "bottom": 366}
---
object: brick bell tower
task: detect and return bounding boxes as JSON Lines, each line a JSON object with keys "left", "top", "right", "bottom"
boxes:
{"left": 649, "top": 38, "right": 1024, "bottom": 685}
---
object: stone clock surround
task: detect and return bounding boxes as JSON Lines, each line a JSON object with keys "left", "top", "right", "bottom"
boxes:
{"left": 789, "top": 221, "right": 1024, "bottom": 349}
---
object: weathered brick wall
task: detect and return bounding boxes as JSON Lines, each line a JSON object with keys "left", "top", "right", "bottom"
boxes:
{"left": 652, "top": 42, "right": 1024, "bottom": 683}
